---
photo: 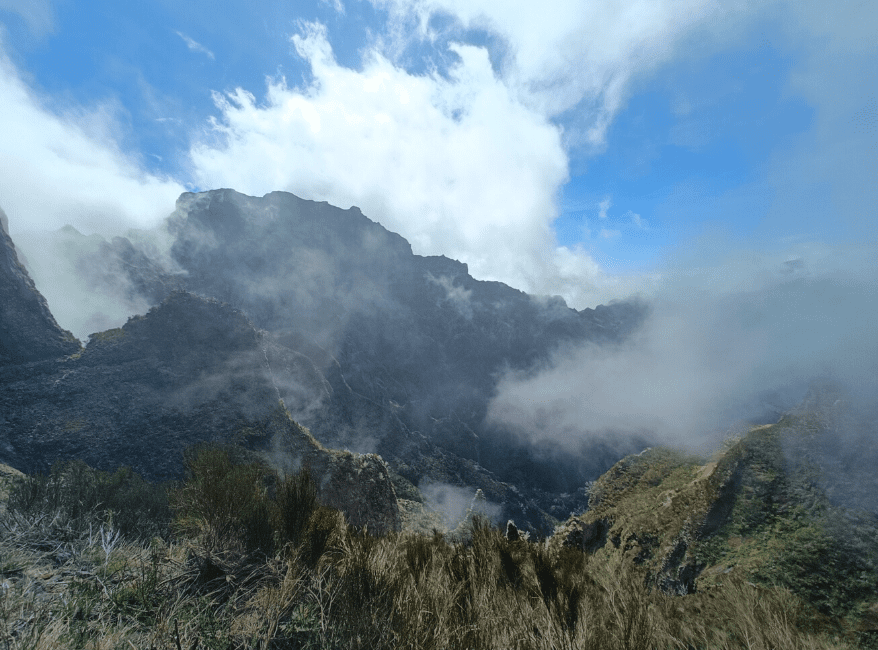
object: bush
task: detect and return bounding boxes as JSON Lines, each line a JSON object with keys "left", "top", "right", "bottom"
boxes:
{"left": 169, "top": 443, "right": 333, "bottom": 562}
{"left": 273, "top": 466, "right": 319, "bottom": 550}
{"left": 169, "top": 443, "right": 276, "bottom": 553}
{"left": 7, "top": 458, "right": 174, "bottom": 542}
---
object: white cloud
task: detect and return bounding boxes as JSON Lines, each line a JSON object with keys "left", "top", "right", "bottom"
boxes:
{"left": 427, "top": 272, "right": 473, "bottom": 319}
{"left": 627, "top": 210, "right": 647, "bottom": 229}
{"left": 175, "top": 31, "right": 215, "bottom": 59}
{"left": 319, "top": 0, "right": 346, "bottom": 14}
{"left": 189, "top": 22, "right": 632, "bottom": 309}
{"left": 600, "top": 228, "right": 621, "bottom": 239}
{"left": 372, "top": 0, "right": 754, "bottom": 151}
{"left": 598, "top": 196, "right": 611, "bottom": 219}
{"left": 758, "top": 0, "right": 878, "bottom": 242}
{"left": 184, "top": 2, "right": 790, "bottom": 309}
{"left": 488, "top": 240, "right": 878, "bottom": 452}
{"left": 0, "top": 42, "right": 185, "bottom": 335}
{"left": 0, "top": 47, "right": 185, "bottom": 237}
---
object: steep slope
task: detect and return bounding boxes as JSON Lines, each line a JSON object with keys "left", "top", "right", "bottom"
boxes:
{"left": 0, "top": 208, "right": 80, "bottom": 364}
{"left": 551, "top": 386, "right": 878, "bottom": 629}
{"left": 0, "top": 290, "right": 399, "bottom": 534}
{"left": 82, "top": 189, "right": 646, "bottom": 533}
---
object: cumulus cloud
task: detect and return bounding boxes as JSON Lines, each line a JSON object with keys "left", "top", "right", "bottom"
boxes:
{"left": 189, "top": 21, "right": 655, "bottom": 309}
{"left": 184, "top": 1, "right": 796, "bottom": 310}
{"left": 372, "top": 0, "right": 754, "bottom": 150}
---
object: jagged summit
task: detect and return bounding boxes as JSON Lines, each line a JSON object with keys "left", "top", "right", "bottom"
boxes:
{"left": 134, "top": 189, "right": 648, "bottom": 532}
{"left": 2, "top": 190, "right": 648, "bottom": 535}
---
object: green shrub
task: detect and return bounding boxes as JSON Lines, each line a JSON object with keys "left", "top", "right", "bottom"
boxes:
{"left": 169, "top": 443, "right": 275, "bottom": 553}
{"left": 273, "top": 466, "right": 319, "bottom": 549}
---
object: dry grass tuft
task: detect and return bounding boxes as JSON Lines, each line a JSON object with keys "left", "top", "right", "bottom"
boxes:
{"left": 0, "top": 443, "right": 863, "bottom": 649}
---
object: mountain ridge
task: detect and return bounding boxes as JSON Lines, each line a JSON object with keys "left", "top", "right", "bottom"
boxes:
{"left": 48, "top": 188, "right": 648, "bottom": 533}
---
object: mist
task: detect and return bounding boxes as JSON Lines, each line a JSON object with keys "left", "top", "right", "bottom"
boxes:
{"left": 419, "top": 480, "right": 503, "bottom": 530}
{"left": 487, "top": 236, "right": 878, "bottom": 454}
{"left": 11, "top": 225, "right": 179, "bottom": 342}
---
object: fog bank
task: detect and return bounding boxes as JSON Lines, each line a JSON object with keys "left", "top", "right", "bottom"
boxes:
{"left": 487, "top": 239, "right": 878, "bottom": 453}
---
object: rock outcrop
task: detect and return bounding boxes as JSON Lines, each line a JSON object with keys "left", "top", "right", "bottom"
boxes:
{"left": 0, "top": 208, "right": 80, "bottom": 364}
{"left": 0, "top": 289, "right": 400, "bottom": 534}
{"left": 80, "top": 189, "right": 647, "bottom": 534}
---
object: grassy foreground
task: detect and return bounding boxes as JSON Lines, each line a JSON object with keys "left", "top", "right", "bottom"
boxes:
{"left": 0, "top": 443, "right": 865, "bottom": 649}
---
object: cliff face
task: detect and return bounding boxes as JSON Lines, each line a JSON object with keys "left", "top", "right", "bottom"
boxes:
{"left": 85, "top": 189, "right": 647, "bottom": 534}
{"left": 0, "top": 209, "right": 81, "bottom": 364}
{"left": 0, "top": 289, "right": 399, "bottom": 535}
{"left": 551, "top": 387, "right": 878, "bottom": 624}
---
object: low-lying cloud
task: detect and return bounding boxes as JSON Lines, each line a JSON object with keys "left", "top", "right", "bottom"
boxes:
{"left": 488, "top": 239, "right": 878, "bottom": 453}
{"left": 419, "top": 480, "right": 502, "bottom": 529}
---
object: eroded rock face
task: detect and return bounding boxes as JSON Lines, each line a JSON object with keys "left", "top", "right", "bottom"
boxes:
{"left": 81, "top": 189, "right": 648, "bottom": 534}
{"left": 0, "top": 290, "right": 399, "bottom": 535}
{"left": 0, "top": 210, "right": 81, "bottom": 364}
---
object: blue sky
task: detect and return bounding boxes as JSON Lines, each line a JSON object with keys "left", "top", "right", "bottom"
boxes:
{"left": 0, "top": 0, "right": 875, "bottom": 309}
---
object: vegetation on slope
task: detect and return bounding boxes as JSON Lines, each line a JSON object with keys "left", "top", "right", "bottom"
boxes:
{"left": 0, "top": 439, "right": 872, "bottom": 649}
{"left": 551, "top": 408, "right": 878, "bottom": 647}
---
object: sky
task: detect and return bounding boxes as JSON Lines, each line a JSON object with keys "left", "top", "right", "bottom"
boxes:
{"left": 1, "top": 0, "right": 874, "bottom": 305}
{"left": 1, "top": 0, "right": 876, "bottom": 450}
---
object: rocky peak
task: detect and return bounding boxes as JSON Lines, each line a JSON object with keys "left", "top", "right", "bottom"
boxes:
{"left": 55, "top": 189, "right": 648, "bottom": 534}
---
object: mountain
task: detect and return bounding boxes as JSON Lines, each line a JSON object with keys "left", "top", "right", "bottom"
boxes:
{"left": 3, "top": 193, "right": 876, "bottom": 645}
{"left": 67, "top": 189, "right": 647, "bottom": 534}
{"left": 551, "top": 383, "right": 878, "bottom": 629}
{"left": 0, "top": 275, "right": 399, "bottom": 533}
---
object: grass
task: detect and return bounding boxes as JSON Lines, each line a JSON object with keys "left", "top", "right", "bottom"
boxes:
{"left": 87, "top": 329, "right": 126, "bottom": 344}
{"left": 0, "top": 442, "right": 868, "bottom": 649}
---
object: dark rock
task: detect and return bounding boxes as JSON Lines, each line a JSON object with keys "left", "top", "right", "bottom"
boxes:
{"left": 0, "top": 290, "right": 399, "bottom": 535}
{"left": 0, "top": 208, "right": 81, "bottom": 364}
{"left": 561, "top": 517, "right": 611, "bottom": 554}
{"left": 85, "top": 189, "right": 648, "bottom": 535}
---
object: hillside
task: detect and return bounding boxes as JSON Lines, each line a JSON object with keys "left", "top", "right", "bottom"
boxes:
{"left": 551, "top": 386, "right": 878, "bottom": 639}
{"left": 0, "top": 401, "right": 875, "bottom": 649}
